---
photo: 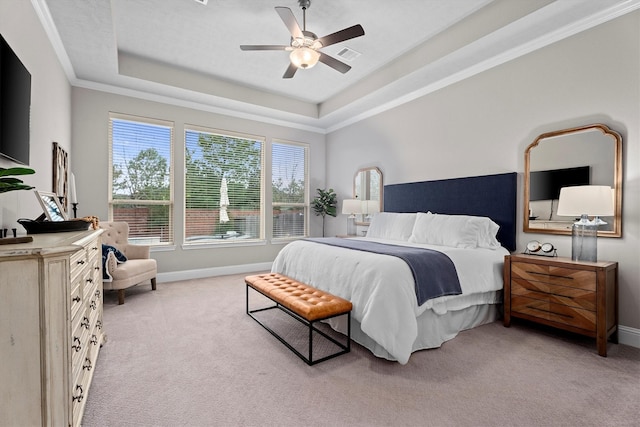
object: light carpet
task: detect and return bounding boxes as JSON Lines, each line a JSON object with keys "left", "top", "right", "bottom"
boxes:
{"left": 82, "top": 273, "right": 640, "bottom": 427}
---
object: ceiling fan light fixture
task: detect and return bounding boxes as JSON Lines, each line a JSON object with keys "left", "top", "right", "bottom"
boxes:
{"left": 289, "top": 47, "right": 320, "bottom": 69}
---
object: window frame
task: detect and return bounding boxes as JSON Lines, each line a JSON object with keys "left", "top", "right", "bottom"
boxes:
{"left": 108, "top": 112, "right": 175, "bottom": 246}
{"left": 271, "top": 138, "right": 310, "bottom": 241}
{"left": 183, "top": 124, "right": 266, "bottom": 246}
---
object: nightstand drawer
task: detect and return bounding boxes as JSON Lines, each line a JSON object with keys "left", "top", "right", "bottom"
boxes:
{"left": 511, "top": 261, "right": 596, "bottom": 291}
{"left": 511, "top": 280, "right": 596, "bottom": 311}
{"left": 511, "top": 295, "right": 596, "bottom": 331}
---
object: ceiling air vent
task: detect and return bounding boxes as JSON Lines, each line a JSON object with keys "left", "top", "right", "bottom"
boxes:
{"left": 336, "top": 47, "right": 361, "bottom": 61}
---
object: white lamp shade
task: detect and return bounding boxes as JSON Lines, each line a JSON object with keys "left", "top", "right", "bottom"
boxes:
{"left": 557, "top": 185, "right": 614, "bottom": 217}
{"left": 342, "top": 199, "right": 362, "bottom": 214}
{"left": 289, "top": 47, "right": 320, "bottom": 69}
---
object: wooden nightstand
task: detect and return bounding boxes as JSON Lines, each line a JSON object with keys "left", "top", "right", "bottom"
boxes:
{"left": 503, "top": 254, "right": 618, "bottom": 356}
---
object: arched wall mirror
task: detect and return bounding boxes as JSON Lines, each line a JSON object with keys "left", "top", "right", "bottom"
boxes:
{"left": 354, "top": 167, "right": 383, "bottom": 224}
{"left": 524, "top": 124, "right": 622, "bottom": 237}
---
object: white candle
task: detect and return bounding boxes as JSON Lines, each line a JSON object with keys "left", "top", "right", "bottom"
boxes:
{"left": 70, "top": 173, "right": 78, "bottom": 204}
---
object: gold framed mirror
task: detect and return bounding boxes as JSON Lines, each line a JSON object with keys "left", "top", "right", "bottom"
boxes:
{"left": 354, "top": 167, "right": 383, "bottom": 224}
{"left": 524, "top": 124, "right": 622, "bottom": 237}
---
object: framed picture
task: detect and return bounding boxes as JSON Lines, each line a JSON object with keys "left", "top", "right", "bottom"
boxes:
{"left": 52, "top": 142, "right": 69, "bottom": 212}
{"left": 36, "top": 191, "right": 68, "bottom": 221}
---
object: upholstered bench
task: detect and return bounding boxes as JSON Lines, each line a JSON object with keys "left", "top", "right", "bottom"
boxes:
{"left": 245, "top": 273, "right": 352, "bottom": 365}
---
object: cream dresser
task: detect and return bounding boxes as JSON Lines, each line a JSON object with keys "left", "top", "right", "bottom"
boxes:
{"left": 0, "top": 229, "right": 105, "bottom": 426}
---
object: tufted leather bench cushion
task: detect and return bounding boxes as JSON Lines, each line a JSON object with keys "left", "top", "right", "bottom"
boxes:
{"left": 245, "top": 273, "right": 352, "bottom": 322}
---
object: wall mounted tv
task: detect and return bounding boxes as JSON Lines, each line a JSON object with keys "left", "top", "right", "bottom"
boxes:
{"left": 0, "top": 34, "right": 31, "bottom": 165}
{"left": 530, "top": 166, "right": 590, "bottom": 201}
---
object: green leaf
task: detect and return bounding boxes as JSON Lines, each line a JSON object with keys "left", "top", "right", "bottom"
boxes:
{"left": 0, "top": 167, "right": 36, "bottom": 193}
{"left": 0, "top": 167, "right": 35, "bottom": 177}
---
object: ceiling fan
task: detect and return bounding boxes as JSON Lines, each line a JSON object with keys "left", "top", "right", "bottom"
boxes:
{"left": 240, "top": 0, "right": 365, "bottom": 79}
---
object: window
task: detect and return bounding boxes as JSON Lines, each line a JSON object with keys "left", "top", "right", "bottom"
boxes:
{"left": 272, "top": 140, "right": 308, "bottom": 238}
{"left": 184, "top": 126, "right": 264, "bottom": 244}
{"left": 109, "top": 113, "right": 173, "bottom": 245}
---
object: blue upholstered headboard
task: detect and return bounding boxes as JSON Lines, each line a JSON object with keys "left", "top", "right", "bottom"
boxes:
{"left": 383, "top": 172, "right": 517, "bottom": 252}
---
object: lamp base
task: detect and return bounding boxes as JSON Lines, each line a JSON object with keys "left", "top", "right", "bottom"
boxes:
{"left": 571, "top": 217, "right": 597, "bottom": 262}
{"left": 346, "top": 217, "right": 356, "bottom": 236}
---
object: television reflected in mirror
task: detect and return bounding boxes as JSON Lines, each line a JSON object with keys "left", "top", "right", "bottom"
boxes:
{"left": 35, "top": 191, "right": 68, "bottom": 221}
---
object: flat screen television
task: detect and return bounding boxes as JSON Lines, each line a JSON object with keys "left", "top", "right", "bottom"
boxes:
{"left": 0, "top": 34, "right": 31, "bottom": 165}
{"left": 530, "top": 166, "right": 590, "bottom": 201}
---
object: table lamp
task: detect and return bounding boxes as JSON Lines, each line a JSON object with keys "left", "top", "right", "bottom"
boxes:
{"left": 342, "top": 199, "right": 362, "bottom": 236}
{"left": 556, "top": 185, "right": 613, "bottom": 262}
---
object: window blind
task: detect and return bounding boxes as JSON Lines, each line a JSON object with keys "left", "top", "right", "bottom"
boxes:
{"left": 272, "top": 140, "right": 308, "bottom": 238}
{"left": 184, "top": 126, "right": 264, "bottom": 243}
{"left": 109, "top": 114, "right": 173, "bottom": 244}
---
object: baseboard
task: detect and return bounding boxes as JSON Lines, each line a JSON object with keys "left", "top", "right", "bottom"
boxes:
{"left": 618, "top": 325, "right": 640, "bottom": 349}
{"left": 156, "top": 265, "right": 640, "bottom": 351}
{"left": 156, "top": 262, "right": 272, "bottom": 283}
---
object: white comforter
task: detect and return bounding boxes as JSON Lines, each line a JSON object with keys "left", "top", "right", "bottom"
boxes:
{"left": 271, "top": 237, "right": 508, "bottom": 364}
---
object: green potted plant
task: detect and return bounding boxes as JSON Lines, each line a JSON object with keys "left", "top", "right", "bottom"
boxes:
{"left": 0, "top": 167, "right": 35, "bottom": 193}
{"left": 311, "top": 188, "right": 337, "bottom": 237}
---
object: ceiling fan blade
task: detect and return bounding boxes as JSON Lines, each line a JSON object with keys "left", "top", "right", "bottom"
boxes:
{"left": 283, "top": 62, "right": 298, "bottom": 79}
{"left": 317, "top": 24, "right": 365, "bottom": 48}
{"left": 240, "top": 45, "right": 290, "bottom": 51}
{"left": 275, "top": 7, "right": 303, "bottom": 39}
{"left": 318, "top": 52, "right": 351, "bottom": 74}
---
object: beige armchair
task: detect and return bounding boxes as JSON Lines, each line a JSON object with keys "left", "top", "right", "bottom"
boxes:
{"left": 100, "top": 221, "right": 157, "bottom": 305}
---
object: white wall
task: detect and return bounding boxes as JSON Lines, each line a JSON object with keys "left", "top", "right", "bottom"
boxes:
{"left": 71, "top": 88, "right": 326, "bottom": 274}
{"left": 4, "top": 0, "right": 638, "bottom": 334}
{"left": 0, "top": 0, "right": 71, "bottom": 226}
{"left": 326, "top": 12, "right": 640, "bottom": 331}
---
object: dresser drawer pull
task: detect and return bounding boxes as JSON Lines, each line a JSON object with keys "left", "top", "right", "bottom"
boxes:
{"left": 90, "top": 334, "right": 98, "bottom": 346}
{"left": 94, "top": 266, "right": 100, "bottom": 271}
{"left": 83, "top": 357, "right": 92, "bottom": 371}
{"left": 86, "top": 278, "right": 93, "bottom": 284}
{"left": 72, "top": 296, "right": 81, "bottom": 303}
{"left": 95, "top": 289, "right": 101, "bottom": 298}
{"left": 527, "top": 304, "right": 573, "bottom": 319}
{"left": 527, "top": 270, "right": 573, "bottom": 280}
{"left": 72, "top": 385, "right": 84, "bottom": 402}
{"left": 97, "top": 320, "right": 103, "bottom": 330}
{"left": 92, "top": 246, "right": 99, "bottom": 251}
{"left": 90, "top": 300, "right": 97, "bottom": 310}
{"left": 72, "top": 337, "right": 82, "bottom": 352}
{"left": 81, "top": 317, "right": 90, "bottom": 329}
{"left": 76, "top": 260, "right": 85, "bottom": 265}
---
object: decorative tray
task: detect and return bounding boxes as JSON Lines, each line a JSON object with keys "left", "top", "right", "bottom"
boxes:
{"left": 18, "top": 218, "right": 92, "bottom": 234}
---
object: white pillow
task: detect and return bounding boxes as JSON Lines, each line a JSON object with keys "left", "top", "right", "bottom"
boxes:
{"left": 408, "top": 212, "right": 501, "bottom": 249}
{"left": 365, "top": 212, "right": 417, "bottom": 241}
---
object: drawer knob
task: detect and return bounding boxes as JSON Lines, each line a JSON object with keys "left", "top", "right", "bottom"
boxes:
{"left": 72, "top": 337, "right": 82, "bottom": 352}
{"left": 83, "top": 357, "right": 92, "bottom": 371}
{"left": 72, "top": 296, "right": 81, "bottom": 303}
{"left": 72, "top": 385, "right": 84, "bottom": 402}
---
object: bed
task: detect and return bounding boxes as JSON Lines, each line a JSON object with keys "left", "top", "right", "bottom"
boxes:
{"left": 272, "top": 172, "right": 517, "bottom": 364}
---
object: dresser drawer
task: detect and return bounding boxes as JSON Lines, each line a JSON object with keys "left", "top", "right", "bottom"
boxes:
{"left": 511, "top": 295, "right": 596, "bottom": 331}
{"left": 70, "top": 281, "right": 83, "bottom": 320}
{"left": 511, "top": 280, "right": 596, "bottom": 311}
{"left": 70, "top": 248, "right": 88, "bottom": 280}
{"left": 511, "top": 261, "right": 596, "bottom": 291}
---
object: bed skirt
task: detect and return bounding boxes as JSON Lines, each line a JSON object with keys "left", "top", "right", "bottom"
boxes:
{"left": 327, "top": 300, "right": 500, "bottom": 362}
